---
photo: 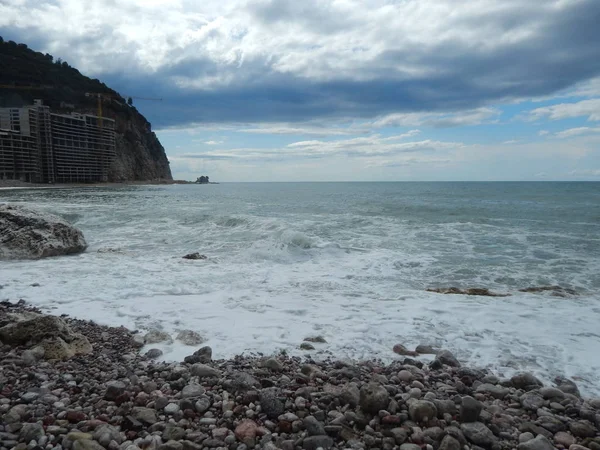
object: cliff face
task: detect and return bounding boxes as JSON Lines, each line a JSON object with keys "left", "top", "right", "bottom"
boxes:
{"left": 0, "top": 38, "right": 172, "bottom": 182}
{"left": 109, "top": 108, "right": 172, "bottom": 182}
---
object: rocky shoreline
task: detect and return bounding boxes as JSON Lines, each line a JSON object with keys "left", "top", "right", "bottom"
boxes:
{"left": 1, "top": 301, "right": 599, "bottom": 450}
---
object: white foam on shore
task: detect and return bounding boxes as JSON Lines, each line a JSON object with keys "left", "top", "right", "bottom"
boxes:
{"left": 1, "top": 185, "right": 600, "bottom": 395}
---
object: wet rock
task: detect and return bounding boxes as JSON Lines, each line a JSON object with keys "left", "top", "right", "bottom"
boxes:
{"left": 303, "top": 435, "right": 334, "bottom": 450}
{"left": 393, "top": 344, "right": 418, "bottom": 357}
{"left": 19, "top": 423, "right": 44, "bottom": 443}
{"left": 555, "top": 377, "right": 581, "bottom": 397}
{"left": 461, "top": 422, "right": 496, "bottom": 448}
{"left": 300, "top": 342, "right": 315, "bottom": 350}
{"left": 144, "top": 329, "right": 172, "bottom": 344}
{"left": 521, "top": 392, "right": 545, "bottom": 410}
{"left": 182, "top": 253, "right": 207, "bottom": 260}
{"left": 540, "top": 387, "right": 566, "bottom": 400}
{"left": 517, "top": 435, "right": 554, "bottom": 450}
{"left": 554, "top": 432, "right": 576, "bottom": 447}
{"left": 184, "top": 346, "right": 212, "bottom": 364}
{"left": 176, "top": 330, "right": 204, "bottom": 346}
{"left": 439, "top": 435, "right": 461, "bottom": 450}
{"left": 460, "top": 396, "right": 483, "bottom": 423}
{"left": 93, "top": 424, "right": 122, "bottom": 447}
{"left": 132, "top": 407, "right": 158, "bottom": 425}
{"left": 163, "top": 425, "right": 186, "bottom": 441}
{"left": 436, "top": 350, "right": 461, "bottom": 367}
{"left": 303, "top": 416, "right": 326, "bottom": 436}
{"left": 340, "top": 383, "right": 361, "bottom": 408}
{"left": 426, "top": 287, "right": 507, "bottom": 297}
{"left": 409, "top": 400, "right": 438, "bottom": 423}
{"left": 360, "top": 383, "right": 390, "bottom": 414}
{"left": 476, "top": 383, "right": 510, "bottom": 399}
{"left": 234, "top": 420, "right": 259, "bottom": 447}
{"left": 511, "top": 373, "right": 543, "bottom": 390}
{"left": 0, "top": 205, "right": 87, "bottom": 260}
{"left": 415, "top": 344, "right": 438, "bottom": 355}
{"left": 537, "top": 415, "right": 566, "bottom": 433}
{"left": 181, "top": 383, "right": 205, "bottom": 398}
{"left": 145, "top": 349, "right": 163, "bottom": 359}
{"left": 263, "top": 358, "right": 284, "bottom": 371}
{"left": 304, "top": 336, "right": 327, "bottom": 343}
{"left": 190, "top": 364, "right": 221, "bottom": 378}
{"left": 105, "top": 381, "right": 127, "bottom": 401}
{"left": 260, "top": 388, "right": 285, "bottom": 419}
{"left": 569, "top": 421, "right": 596, "bottom": 438}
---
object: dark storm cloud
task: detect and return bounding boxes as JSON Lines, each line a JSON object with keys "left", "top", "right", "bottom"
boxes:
{"left": 2, "top": 0, "right": 600, "bottom": 128}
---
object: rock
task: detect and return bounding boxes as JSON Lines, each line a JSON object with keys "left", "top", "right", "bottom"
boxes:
{"left": 393, "top": 344, "right": 418, "bottom": 356}
{"left": 304, "top": 336, "right": 327, "bottom": 343}
{"left": 158, "top": 441, "right": 184, "bottom": 450}
{"left": 0, "top": 313, "right": 70, "bottom": 345}
{"left": 190, "top": 364, "right": 221, "bottom": 378}
{"left": 144, "top": 329, "right": 172, "bottom": 344}
{"left": 569, "top": 421, "right": 596, "bottom": 438}
{"left": 439, "top": 435, "right": 461, "bottom": 450}
{"left": 22, "top": 346, "right": 45, "bottom": 365}
{"left": 176, "top": 330, "right": 204, "bottom": 345}
{"left": 39, "top": 334, "right": 92, "bottom": 359}
{"left": 303, "top": 416, "right": 326, "bottom": 436}
{"left": 540, "top": 387, "right": 566, "bottom": 400}
{"left": 263, "top": 358, "right": 284, "bottom": 371}
{"left": 517, "top": 435, "right": 554, "bottom": 450}
{"left": 520, "top": 433, "right": 535, "bottom": 443}
{"left": 398, "top": 370, "right": 413, "bottom": 382}
{"left": 476, "top": 384, "right": 510, "bottom": 399}
{"left": 460, "top": 396, "right": 483, "bottom": 423}
{"left": 260, "top": 388, "right": 285, "bottom": 419}
{"left": 436, "top": 350, "right": 461, "bottom": 367}
{"left": 461, "top": 422, "right": 496, "bottom": 448}
{"left": 569, "top": 446, "right": 592, "bottom": 450}
{"left": 554, "top": 432, "right": 576, "bottom": 447}
{"left": 164, "top": 403, "right": 180, "bottom": 414}
{"left": 415, "top": 344, "right": 439, "bottom": 355}
{"left": 20, "top": 423, "right": 44, "bottom": 443}
{"left": 184, "top": 346, "right": 213, "bottom": 364}
{"left": 302, "top": 435, "right": 334, "bottom": 450}
{"left": 300, "top": 342, "right": 315, "bottom": 350}
{"left": 65, "top": 432, "right": 93, "bottom": 442}
{"left": 181, "top": 383, "right": 205, "bottom": 398}
{"left": 234, "top": 420, "right": 259, "bottom": 447}
{"left": 511, "top": 373, "right": 543, "bottom": 390}
{"left": 360, "top": 383, "right": 390, "bottom": 414}
{"left": 143, "top": 348, "right": 162, "bottom": 359}
{"left": 131, "top": 407, "right": 158, "bottom": 425}
{"left": 73, "top": 440, "right": 106, "bottom": 450}
{"left": 400, "top": 444, "right": 422, "bottom": 450}
{"left": 163, "top": 425, "right": 186, "bottom": 441}
{"left": 389, "top": 428, "right": 408, "bottom": 445}
{"left": 182, "top": 253, "right": 207, "bottom": 260}
{"left": 555, "top": 377, "right": 581, "bottom": 397}
{"left": 105, "top": 381, "right": 127, "bottom": 401}
{"left": 194, "top": 396, "right": 211, "bottom": 413}
{"left": 93, "top": 425, "right": 122, "bottom": 447}
{"left": 426, "top": 287, "right": 506, "bottom": 297}
{"left": 0, "top": 205, "right": 87, "bottom": 259}
{"left": 521, "top": 392, "right": 545, "bottom": 410}
{"left": 340, "top": 383, "right": 361, "bottom": 408}
{"left": 409, "top": 400, "right": 438, "bottom": 423}
{"left": 537, "top": 415, "right": 566, "bottom": 433}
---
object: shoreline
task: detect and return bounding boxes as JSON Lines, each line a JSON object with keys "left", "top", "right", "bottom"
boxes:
{"left": 1, "top": 300, "right": 599, "bottom": 450}
{"left": 0, "top": 180, "right": 200, "bottom": 191}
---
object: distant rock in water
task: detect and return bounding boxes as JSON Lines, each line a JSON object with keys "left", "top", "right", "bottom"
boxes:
{"left": 0, "top": 204, "right": 87, "bottom": 260}
{"left": 426, "top": 287, "right": 509, "bottom": 297}
{"left": 519, "top": 286, "right": 578, "bottom": 297}
{"left": 183, "top": 252, "right": 207, "bottom": 260}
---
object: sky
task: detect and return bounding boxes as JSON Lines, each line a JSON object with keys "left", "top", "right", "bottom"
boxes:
{"left": 1, "top": 0, "right": 600, "bottom": 181}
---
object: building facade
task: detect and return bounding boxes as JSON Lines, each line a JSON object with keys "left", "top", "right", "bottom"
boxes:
{"left": 0, "top": 100, "right": 116, "bottom": 183}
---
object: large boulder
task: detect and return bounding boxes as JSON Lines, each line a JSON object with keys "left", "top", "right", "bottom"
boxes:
{"left": 0, "top": 312, "right": 92, "bottom": 359}
{"left": 0, "top": 204, "right": 87, "bottom": 259}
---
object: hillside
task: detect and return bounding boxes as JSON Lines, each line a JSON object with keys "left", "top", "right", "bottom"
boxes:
{"left": 0, "top": 37, "right": 172, "bottom": 182}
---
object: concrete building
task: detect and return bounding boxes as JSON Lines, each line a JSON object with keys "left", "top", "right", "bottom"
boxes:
{"left": 0, "top": 100, "right": 116, "bottom": 183}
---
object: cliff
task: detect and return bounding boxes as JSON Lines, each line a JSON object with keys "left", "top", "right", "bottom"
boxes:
{"left": 0, "top": 37, "right": 172, "bottom": 182}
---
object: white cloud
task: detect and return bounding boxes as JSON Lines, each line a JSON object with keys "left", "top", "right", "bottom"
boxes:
{"left": 554, "top": 127, "right": 600, "bottom": 139}
{"left": 503, "top": 140, "right": 519, "bottom": 144}
{"left": 568, "top": 169, "right": 600, "bottom": 177}
{"left": 372, "top": 108, "right": 500, "bottom": 128}
{"left": 538, "top": 130, "right": 550, "bottom": 136}
{"left": 528, "top": 99, "right": 600, "bottom": 122}
{"left": 204, "top": 140, "right": 224, "bottom": 145}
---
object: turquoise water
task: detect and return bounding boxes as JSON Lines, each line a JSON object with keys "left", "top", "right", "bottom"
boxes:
{"left": 1, "top": 182, "right": 600, "bottom": 393}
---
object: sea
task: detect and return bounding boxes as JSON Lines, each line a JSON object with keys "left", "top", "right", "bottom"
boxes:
{"left": 1, "top": 182, "right": 600, "bottom": 394}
